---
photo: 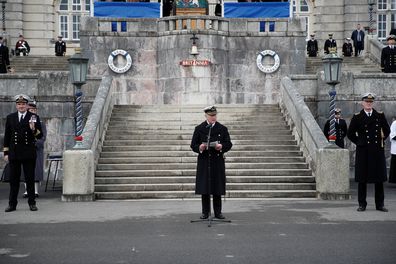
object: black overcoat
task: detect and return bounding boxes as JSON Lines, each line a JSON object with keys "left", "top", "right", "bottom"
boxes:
{"left": 307, "top": 39, "right": 318, "bottom": 57}
{"left": 323, "top": 118, "right": 348, "bottom": 148}
{"left": 324, "top": 39, "right": 337, "bottom": 54}
{"left": 190, "top": 121, "right": 232, "bottom": 195}
{"left": 3, "top": 111, "right": 43, "bottom": 161}
{"left": 381, "top": 46, "right": 396, "bottom": 73}
{"left": 0, "top": 44, "right": 10, "bottom": 73}
{"left": 347, "top": 109, "right": 390, "bottom": 183}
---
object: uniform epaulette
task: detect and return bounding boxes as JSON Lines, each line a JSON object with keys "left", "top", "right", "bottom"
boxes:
{"left": 354, "top": 112, "right": 360, "bottom": 115}
{"left": 377, "top": 111, "right": 384, "bottom": 114}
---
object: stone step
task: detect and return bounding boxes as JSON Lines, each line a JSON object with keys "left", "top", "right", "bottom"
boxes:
{"left": 95, "top": 168, "right": 312, "bottom": 177}
{"left": 107, "top": 124, "right": 291, "bottom": 130}
{"left": 105, "top": 129, "right": 293, "bottom": 135}
{"left": 94, "top": 190, "right": 317, "bottom": 199}
{"left": 101, "top": 145, "right": 300, "bottom": 152}
{"left": 104, "top": 134, "right": 295, "bottom": 141}
{"left": 95, "top": 182, "right": 316, "bottom": 192}
{"left": 98, "top": 156, "right": 306, "bottom": 164}
{"left": 109, "top": 115, "right": 285, "bottom": 122}
{"left": 99, "top": 150, "right": 303, "bottom": 158}
{"left": 96, "top": 162, "right": 309, "bottom": 171}
{"left": 95, "top": 175, "right": 315, "bottom": 184}
{"left": 102, "top": 139, "right": 297, "bottom": 146}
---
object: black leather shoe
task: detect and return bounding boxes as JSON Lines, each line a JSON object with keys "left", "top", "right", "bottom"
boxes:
{"left": 35, "top": 194, "right": 39, "bottom": 198}
{"left": 215, "top": 213, "right": 225, "bottom": 219}
{"left": 357, "top": 206, "right": 366, "bottom": 212}
{"left": 200, "top": 213, "right": 209, "bottom": 219}
{"left": 5, "top": 206, "right": 16, "bottom": 212}
{"left": 376, "top": 207, "right": 388, "bottom": 212}
{"left": 29, "top": 205, "right": 38, "bottom": 211}
{"left": 23, "top": 194, "right": 28, "bottom": 198}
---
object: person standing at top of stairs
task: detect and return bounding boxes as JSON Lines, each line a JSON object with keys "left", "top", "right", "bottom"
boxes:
{"left": 55, "top": 35, "right": 66, "bottom": 56}
{"left": 15, "top": 35, "right": 30, "bottom": 56}
{"left": 351, "top": 23, "right": 365, "bottom": 57}
{"left": 381, "top": 34, "right": 396, "bottom": 73}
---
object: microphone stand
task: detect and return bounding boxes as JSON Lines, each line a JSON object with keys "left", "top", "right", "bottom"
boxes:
{"left": 191, "top": 124, "right": 231, "bottom": 227}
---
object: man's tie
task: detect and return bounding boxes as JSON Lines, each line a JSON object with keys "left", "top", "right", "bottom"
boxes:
{"left": 368, "top": 113, "right": 371, "bottom": 117}
{"left": 20, "top": 114, "right": 24, "bottom": 122}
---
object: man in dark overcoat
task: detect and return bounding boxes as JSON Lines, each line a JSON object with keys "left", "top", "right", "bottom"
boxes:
{"left": 190, "top": 106, "right": 232, "bottom": 220}
{"left": 307, "top": 34, "right": 318, "bottom": 57}
{"left": 3, "top": 94, "right": 43, "bottom": 212}
{"left": 0, "top": 36, "right": 10, "bottom": 73}
{"left": 351, "top": 23, "right": 365, "bottom": 56}
{"left": 347, "top": 93, "right": 390, "bottom": 212}
{"left": 323, "top": 108, "right": 348, "bottom": 148}
{"left": 324, "top": 33, "right": 337, "bottom": 54}
{"left": 380, "top": 35, "right": 396, "bottom": 73}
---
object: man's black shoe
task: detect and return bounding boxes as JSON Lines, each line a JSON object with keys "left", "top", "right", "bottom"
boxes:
{"left": 29, "top": 205, "right": 38, "bottom": 211}
{"left": 200, "top": 213, "right": 209, "bottom": 219}
{"left": 214, "top": 213, "right": 225, "bottom": 219}
{"left": 357, "top": 206, "right": 366, "bottom": 212}
{"left": 23, "top": 194, "right": 28, "bottom": 198}
{"left": 5, "top": 206, "right": 16, "bottom": 212}
{"left": 376, "top": 207, "right": 388, "bottom": 212}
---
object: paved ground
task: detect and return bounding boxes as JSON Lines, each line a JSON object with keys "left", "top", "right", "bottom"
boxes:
{"left": 0, "top": 181, "right": 396, "bottom": 264}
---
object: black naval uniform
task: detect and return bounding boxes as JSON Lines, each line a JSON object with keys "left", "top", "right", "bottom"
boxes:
{"left": 55, "top": 40, "right": 66, "bottom": 56}
{"left": 324, "top": 38, "right": 337, "bottom": 54}
{"left": 0, "top": 43, "right": 10, "bottom": 73}
{"left": 381, "top": 45, "right": 396, "bottom": 73}
{"left": 190, "top": 121, "right": 232, "bottom": 216}
{"left": 342, "top": 42, "right": 353, "bottom": 57}
{"left": 3, "top": 111, "right": 42, "bottom": 208}
{"left": 347, "top": 109, "right": 390, "bottom": 209}
{"left": 323, "top": 118, "right": 348, "bottom": 148}
{"left": 307, "top": 39, "right": 318, "bottom": 57}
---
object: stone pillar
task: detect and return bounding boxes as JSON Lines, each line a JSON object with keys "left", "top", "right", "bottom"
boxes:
{"left": 315, "top": 145, "right": 351, "bottom": 200}
{"left": 62, "top": 149, "right": 95, "bottom": 202}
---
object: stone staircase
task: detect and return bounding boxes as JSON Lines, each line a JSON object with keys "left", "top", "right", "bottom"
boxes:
{"left": 10, "top": 56, "right": 70, "bottom": 73}
{"left": 306, "top": 56, "right": 382, "bottom": 74}
{"left": 95, "top": 104, "right": 316, "bottom": 199}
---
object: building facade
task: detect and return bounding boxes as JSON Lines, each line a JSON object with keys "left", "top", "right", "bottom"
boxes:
{"left": 1, "top": 0, "right": 395, "bottom": 56}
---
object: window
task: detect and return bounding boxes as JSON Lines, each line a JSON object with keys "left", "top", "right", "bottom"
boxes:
{"left": 60, "top": 15, "right": 69, "bottom": 39}
{"left": 391, "top": 0, "right": 396, "bottom": 9}
{"left": 58, "top": 0, "right": 90, "bottom": 40}
{"left": 60, "top": 0, "right": 68, "bottom": 10}
{"left": 73, "top": 0, "right": 82, "bottom": 11}
{"left": 300, "top": 0, "right": 308, "bottom": 12}
{"left": 392, "top": 14, "right": 396, "bottom": 29}
{"left": 378, "top": 14, "right": 387, "bottom": 39}
{"left": 72, "top": 15, "right": 81, "bottom": 40}
{"left": 378, "top": 0, "right": 387, "bottom": 10}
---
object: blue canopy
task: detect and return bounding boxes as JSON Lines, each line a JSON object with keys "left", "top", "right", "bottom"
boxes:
{"left": 94, "top": 2, "right": 161, "bottom": 18}
{"left": 224, "top": 2, "right": 290, "bottom": 18}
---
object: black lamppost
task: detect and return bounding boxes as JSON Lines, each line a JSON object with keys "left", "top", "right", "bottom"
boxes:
{"left": 368, "top": 0, "right": 375, "bottom": 34}
{"left": 322, "top": 48, "right": 343, "bottom": 143}
{"left": 68, "top": 48, "right": 89, "bottom": 139}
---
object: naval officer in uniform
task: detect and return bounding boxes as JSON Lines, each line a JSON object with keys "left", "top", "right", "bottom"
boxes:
{"left": 3, "top": 94, "right": 43, "bottom": 212}
{"left": 190, "top": 106, "right": 232, "bottom": 219}
{"left": 347, "top": 93, "right": 390, "bottom": 212}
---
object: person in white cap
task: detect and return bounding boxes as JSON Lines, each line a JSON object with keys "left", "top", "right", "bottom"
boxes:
{"left": 3, "top": 94, "right": 43, "bottom": 212}
{"left": 190, "top": 105, "right": 232, "bottom": 220}
{"left": 55, "top": 35, "right": 66, "bottom": 56}
{"left": 342, "top": 38, "right": 353, "bottom": 57}
{"left": 324, "top": 33, "right": 337, "bottom": 54}
{"left": 347, "top": 93, "right": 390, "bottom": 212}
{"left": 307, "top": 34, "right": 318, "bottom": 57}
{"left": 381, "top": 35, "right": 396, "bottom": 73}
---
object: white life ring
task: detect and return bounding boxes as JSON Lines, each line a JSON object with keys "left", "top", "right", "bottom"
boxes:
{"left": 108, "top": 49, "right": 132, "bottom": 74}
{"left": 256, "top": 50, "right": 281, "bottom": 73}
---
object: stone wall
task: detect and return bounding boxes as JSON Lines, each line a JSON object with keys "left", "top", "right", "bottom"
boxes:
{"left": 80, "top": 16, "right": 307, "bottom": 105}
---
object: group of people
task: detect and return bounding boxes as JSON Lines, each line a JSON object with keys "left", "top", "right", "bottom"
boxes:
{"left": 323, "top": 93, "right": 396, "bottom": 212}
{"left": 0, "top": 34, "right": 66, "bottom": 74}
{"left": 307, "top": 24, "right": 396, "bottom": 73}
{"left": 307, "top": 24, "right": 365, "bottom": 57}
{"left": 3, "top": 94, "right": 46, "bottom": 212}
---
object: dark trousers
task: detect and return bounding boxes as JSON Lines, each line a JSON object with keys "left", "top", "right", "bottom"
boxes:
{"left": 9, "top": 159, "right": 36, "bottom": 207}
{"left": 201, "top": 194, "right": 222, "bottom": 215}
{"left": 354, "top": 42, "right": 363, "bottom": 56}
{"left": 358, "top": 182, "right": 384, "bottom": 208}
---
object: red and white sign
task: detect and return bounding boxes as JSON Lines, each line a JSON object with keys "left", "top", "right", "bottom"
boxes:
{"left": 180, "top": 59, "right": 211, "bottom": 67}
